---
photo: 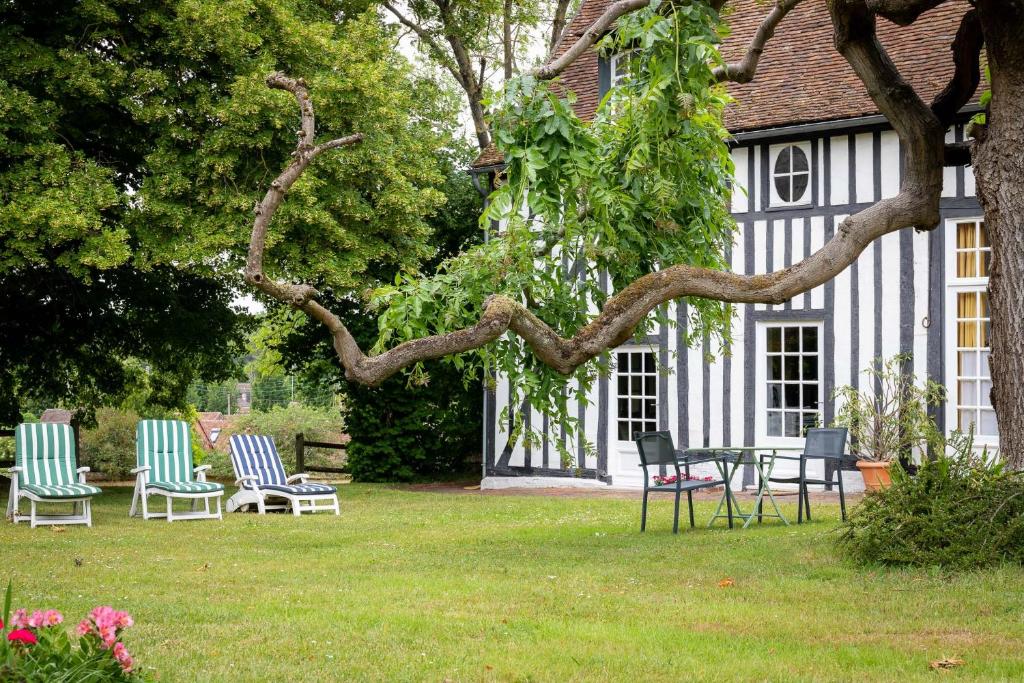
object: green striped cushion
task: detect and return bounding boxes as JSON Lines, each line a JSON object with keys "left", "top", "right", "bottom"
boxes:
{"left": 146, "top": 481, "right": 223, "bottom": 494}
{"left": 15, "top": 423, "right": 78, "bottom": 488}
{"left": 21, "top": 483, "right": 101, "bottom": 499}
{"left": 136, "top": 420, "right": 194, "bottom": 484}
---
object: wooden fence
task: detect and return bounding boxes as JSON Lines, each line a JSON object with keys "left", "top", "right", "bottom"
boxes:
{"left": 294, "top": 432, "right": 347, "bottom": 475}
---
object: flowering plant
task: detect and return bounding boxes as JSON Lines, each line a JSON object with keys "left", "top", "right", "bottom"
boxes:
{"left": 652, "top": 474, "right": 714, "bottom": 486}
{"left": 0, "top": 582, "right": 146, "bottom": 681}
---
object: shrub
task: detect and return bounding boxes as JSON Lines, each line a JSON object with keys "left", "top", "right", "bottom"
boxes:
{"left": 231, "top": 404, "right": 343, "bottom": 472}
{"left": 79, "top": 408, "right": 141, "bottom": 480}
{"left": 343, "top": 365, "right": 481, "bottom": 482}
{"left": 837, "top": 431, "right": 1024, "bottom": 569}
{"left": 0, "top": 583, "right": 145, "bottom": 681}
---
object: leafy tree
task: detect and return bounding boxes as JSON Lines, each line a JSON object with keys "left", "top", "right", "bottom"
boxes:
{"left": 0, "top": 0, "right": 458, "bottom": 421}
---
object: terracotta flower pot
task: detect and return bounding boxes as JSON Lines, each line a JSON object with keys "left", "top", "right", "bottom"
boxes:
{"left": 856, "top": 460, "right": 893, "bottom": 491}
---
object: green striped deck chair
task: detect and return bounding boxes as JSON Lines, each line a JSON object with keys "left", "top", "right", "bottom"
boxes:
{"left": 6, "top": 422, "right": 101, "bottom": 528}
{"left": 130, "top": 419, "right": 223, "bottom": 522}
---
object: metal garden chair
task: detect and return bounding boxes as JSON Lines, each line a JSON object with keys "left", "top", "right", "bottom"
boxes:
{"left": 634, "top": 431, "right": 734, "bottom": 533}
{"left": 759, "top": 427, "right": 850, "bottom": 523}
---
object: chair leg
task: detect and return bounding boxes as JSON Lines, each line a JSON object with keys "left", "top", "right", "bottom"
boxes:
{"left": 804, "top": 484, "right": 812, "bottom": 521}
{"left": 725, "top": 485, "right": 734, "bottom": 529}
{"left": 141, "top": 489, "right": 149, "bottom": 520}
{"left": 129, "top": 481, "right": 139, "bottom": 518}
{"left": 333, "top": 496, "right": 340, "bottom": 516}
{"left": 30, "top": 500, "right": 37, "bottom": 528}
{"left": 292, "top": 497, "right": 302, "bottom": 517}
{"left": 687, "top": 491, "right": 695, "bottom": 528}
{"left": 837, "top": 466, "right": 847, "bottom": 521}
{"left": 85, "top": 500, "right": 92, "bottom": 528}
{"left": 215, "top": 496, "right": 222, "bottom": 520}
{"left": 166, "top": 496, "right": 173, "bottom": 523}
{"left": 672, "top": 489, "right": 681, "bottom": 534}
{"left": 640, "top": 490, "right": 649, "bottom": 532}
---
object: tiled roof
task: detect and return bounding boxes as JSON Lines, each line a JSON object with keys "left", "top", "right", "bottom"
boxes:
{"left": 472, "top": 0, "right": 973, "bottom": 167}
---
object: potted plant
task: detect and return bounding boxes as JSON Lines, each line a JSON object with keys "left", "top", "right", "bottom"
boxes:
{"left": 832, "top": 354, "right": 945, "bottom": 490}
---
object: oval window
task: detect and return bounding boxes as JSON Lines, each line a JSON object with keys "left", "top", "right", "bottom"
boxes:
{"left": 773, "top": 145, "right": 810, "bottom": 204}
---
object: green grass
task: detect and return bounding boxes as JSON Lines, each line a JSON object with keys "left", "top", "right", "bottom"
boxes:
{"left": 2, "top": 486, "right": 1023, "bottom": 682}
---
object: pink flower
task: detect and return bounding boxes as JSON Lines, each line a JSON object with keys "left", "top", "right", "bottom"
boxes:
{"left": 7, "top": 629, "right": 37, "bottom": 645}
{"left": 27, "top": 610, "right": 44, "bottom": 628}
{"left": 114, "top": 610, "right": 133, "bottom": 629}
{"left": 9, "top": 609, "right": 27, "bottom": 629}
{"left": 76, "top": 619, "right": 93, "bottom": 636}
{"left": 42, "top": 609, "right": 63, "bottom": 627}
{"left": 98, "top": 624, "right": 118, "bottom": 648}
{"left": 90, "top": 606, "right": 117, "bottom": 630}
{"left": 112, "top": 642, "right": 133, "bottom": 672}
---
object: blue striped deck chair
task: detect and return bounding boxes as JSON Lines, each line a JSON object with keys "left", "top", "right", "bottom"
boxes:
{"left": 130, "top": 419, "right": 223, "bottom": 522}
{"left": 6, "top": 423, "right": 101, "bottom": 528}
{"left": 226, "top": 434, "right": 339, "bottom": 516}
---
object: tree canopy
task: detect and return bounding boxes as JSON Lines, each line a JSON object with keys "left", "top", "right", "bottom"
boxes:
{"left": 0, "top": 0, "right": 461, "bottom": 420}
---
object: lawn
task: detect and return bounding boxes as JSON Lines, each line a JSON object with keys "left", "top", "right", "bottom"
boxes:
{"left": 2, "top": 485, "right": 1023, "bottom": 682}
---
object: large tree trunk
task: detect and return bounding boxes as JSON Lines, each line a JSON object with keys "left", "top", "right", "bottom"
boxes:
{"left": 974, "top": 0, "right": 1024, "bottom": 469}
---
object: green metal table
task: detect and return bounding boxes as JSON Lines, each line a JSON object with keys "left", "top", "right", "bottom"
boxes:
{"left": 698, "top": 446, "right": 804, "bottom": 529}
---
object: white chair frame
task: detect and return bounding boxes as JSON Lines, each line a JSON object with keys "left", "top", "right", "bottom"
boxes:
{"left": 226, "top": 473, "right": 340, "bottom": 516}
{"left": 7, "top": 466, "right": 95, "bottom": 528}
{"left": 129, "top": 464, "right": 223, "bottom": 522}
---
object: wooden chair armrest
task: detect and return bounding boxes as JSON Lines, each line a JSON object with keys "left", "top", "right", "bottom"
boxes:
{"left": 286, "top": 473, "right": 310, "bottom": 483}
{"left": 77, "top": 466, "right": 91, "bottom": 473}
{"left": 131, "top": 466, "right": 151, "bottom": 475}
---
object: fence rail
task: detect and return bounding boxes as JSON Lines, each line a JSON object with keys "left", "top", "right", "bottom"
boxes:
{"left": 294, "top": 432, "right": 347, "bottom": 475}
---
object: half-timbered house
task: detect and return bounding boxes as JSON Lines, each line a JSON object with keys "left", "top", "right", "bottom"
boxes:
{"left": 469, "top": 0, "right": 989, "bottom": 489}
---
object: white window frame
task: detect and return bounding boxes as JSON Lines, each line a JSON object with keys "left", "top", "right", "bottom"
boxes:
{"left": 768, "top": 142, "right": 813, "bottom": 208}
{"left": 944, "top": 217, "right": 998, "bottom": 448}
{"left": 755, "top": 321, "right": 824, "bottom": 443}
{"left": 614, "top": 347, "right": 658, "bottom": 443}
{"left": 610, "top": 50, "right": 636, "bottom": 88}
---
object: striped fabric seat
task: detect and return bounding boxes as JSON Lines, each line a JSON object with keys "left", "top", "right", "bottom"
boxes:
{"left": 15, "top": 423, "right": 99, "bottom": 500}
{"left": 136, "top": 420, "right": 223, "bottom": 493}
{"left": 21, "top": 483, "right": 102, "bottom": 498}
{"left": 259, "top": 483, "right": 336, "bottom": 495}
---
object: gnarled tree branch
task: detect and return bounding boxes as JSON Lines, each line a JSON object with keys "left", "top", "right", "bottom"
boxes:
{"left": 534, "top": 0, "right": 651, "bottom": 80}
{"left": 248, "top": 0, "right": 951, "bottom": 388}
{"left": 930, "top": 7, "right": 983, "bottom": 126}
{"left": 712, "top": 0, "right": 805, "bottom": 83}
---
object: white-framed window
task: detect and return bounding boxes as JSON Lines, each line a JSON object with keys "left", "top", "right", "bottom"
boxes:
{"left": 610, "top": 50, "right": 636, "bottom": 88}
{"left": 616, "top": 349, "right": 657, "bottom": 441}
{"left": 947, "top": 219, "right": 997, "bottom": 441}
{"left": 769, "top": 142, "right": 812, "bottom": 207}
{"left": 764, "top": 323, "right": 822, "bottom": 437}
{"left": 209, "top": 428, "right": 221, "bottom": 444}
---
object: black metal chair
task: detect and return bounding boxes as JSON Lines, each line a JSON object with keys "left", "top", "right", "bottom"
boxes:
{"left": 760, "top": 428, "right": 850, "bottom": 523}
{"left": 634, "top": 431, "right": 734, "bottom": 533}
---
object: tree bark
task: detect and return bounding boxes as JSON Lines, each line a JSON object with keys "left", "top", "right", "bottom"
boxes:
{"left": 973, "top": 0, "right": 1024, "bottom": 468}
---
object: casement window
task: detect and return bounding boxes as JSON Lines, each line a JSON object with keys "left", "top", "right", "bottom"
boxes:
{"left": 610, "top": 50, "right": 636, "bottom": 88}
{"left": 765, "top": 323, "right": 822, "bottom": 437}
{"left": 769, "top": 142, "right": 813, "bottom": 207}
{"left": 951, "top": 220, "right": 997, "bottom": 438}
{"left": 616, "top": 349, "right": 657, "bottom": 441}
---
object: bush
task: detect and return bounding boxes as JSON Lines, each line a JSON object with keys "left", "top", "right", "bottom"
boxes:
{"left": 79, "top": 408, "right": 142, "bottom": 480}
{"left": 231, "top": 404, "right": 343, "bottom": 472}
{"left": 837, "top": 431, "right": 1024, "bottom": 569}
{"left": 0, "top": 583, "right": 145, "bottom": 681}
{"left": 343, "top": 364, "right": 481, "bottom": 482}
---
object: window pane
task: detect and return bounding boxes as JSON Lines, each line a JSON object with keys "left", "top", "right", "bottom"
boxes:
{"left": 618, "top": 422, "right": 630, "bottom": 441}
{"left": 785, "top": 384, "right": 800, "bottom": 408}
{"left": 958, "top": 409, "right": 976, "bottom": 431}
{"left": 960, "top": 380, "right": 977, "bottom": 406}
{"left": 631, "top": 399, "right": 642, "bottom": 419}
{"left": 768, "top": 356, "right": 782, "bottom": 380}
{"left": 774, "top": 146, "right": 791, "bottom": 174}
{"left": 959, "top": 351, "right": 977, "bottom": 376}
{"left": 785, "top": 356, "right": 800, "bottom": 381}
{"left": 802, "top": 384, "right": 819, "bottom": 409}
{"left": 617, "top": 352, "right": 628, "bottom": 370}
{"left": 644, "top": 375, "right": 656, "bottom": 397}
{"left": 784, "top": 328, "right": 800, "bottom": 352}
{"left": 775, "top": 175, "right": 791, "bottom": 203}
{"left": 981, "top": 250, "right": 991, "bottom": 277}
{"left": 801, "top": 357, "right": 819, "bottom": 381}
{"left": 784, "top": 412, "right": 801, "bottom": 437}
{"left": 618, "top": 398, "right": 628, "bottom": 417}
{"left": 802, "top": 413, "right": 818, "bottom": 432}
{"left": 644, "top": 398, "right": 656, "bottom": 419}
{"left": 802, "top": 327, "right": 818, "bottom": 353}
{"left": 767, "top": 412, "right": 782, "bottom": 436}
{"left": 980, "top": 410, "right": 998, "bottom": 436}
{"left": 791, "top": 146, "right": 809, "bottom": 172}
{"left": 644, "top": 421, "right": 657, "bottom": 433}
{"left": 767, "top": 383, "right": 782, "bottom": 409}
{"left": 979, "top": 222, "right": 989, "bottom": 247}
{"left": 980, "top": 379, "right": 992, "bottom": 406}
{"left": 629, "top": 353, "right": 640, "bottom": 372}
{"left": 957, "top": 222, "right": 977, "bottom": 249}
{"left": 767, "top": 328, "right": 782, "bottom": 352}
{"left": 791, "top": 173, "right": 809, "bottom": 201}
{"left": 644, "top": 353, "right": 655, "bottom": 373}
{"left": 618, "top": 375, "right": 628, "bottom": 396}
